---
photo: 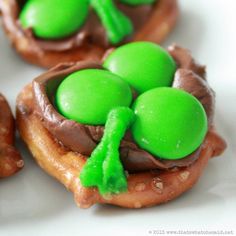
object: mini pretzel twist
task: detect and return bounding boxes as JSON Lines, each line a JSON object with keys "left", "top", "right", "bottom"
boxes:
{"left": 0, "top": 94, "right": 24, "bottom": 178}
{"left": 16, "top": 84, "right": 226, "bottom": 208}
{"left": 0, "top": 0, "right": 178, "bottom": 68}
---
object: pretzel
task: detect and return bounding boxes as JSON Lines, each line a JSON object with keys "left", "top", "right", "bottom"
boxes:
{"left": 0, "top": 94, "right": 23, "bottom": 178}
{"left": 0, "top": 0, "right": 179, "bottom": 68}
{"left": 16, "top": 84, "right": 226, "bottom": 208}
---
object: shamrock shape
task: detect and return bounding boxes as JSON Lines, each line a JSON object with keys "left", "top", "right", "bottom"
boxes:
{"left": 20, "top": 0, "right": 156, "bottom": 44}
{"left": 56, "top": 42, "right": 208, "bottom": 195}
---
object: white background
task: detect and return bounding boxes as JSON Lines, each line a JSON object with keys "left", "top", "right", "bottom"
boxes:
{"left": 0, "top": 0, "right": 236, "bottom": 235}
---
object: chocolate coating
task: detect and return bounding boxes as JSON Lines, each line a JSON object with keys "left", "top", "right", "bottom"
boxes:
{"left": 33, "top": 45, "right": 214, "bottom": 172}
{"left": 168, "top": 44, "right": 206, "bottom": 78}
{"left": 173, "top": 69, "right": 215, "bottom": 125}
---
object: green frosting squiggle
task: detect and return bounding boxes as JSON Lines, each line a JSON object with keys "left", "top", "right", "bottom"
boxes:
{"left": 80, "top": 107, "right": 135, "bottom": 195}
{"left": 91, "top": 0, "right": 133, "bottom": 44}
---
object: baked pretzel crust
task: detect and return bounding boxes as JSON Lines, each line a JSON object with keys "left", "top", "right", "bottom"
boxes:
{"left": 0, "top": 94, "right": 23, "bottom": 178}
{"left": 0, "top": 0, "right": 179, "bottom": 68}
{"left": 16, "top": 84, "right": 226, "bottom": 208}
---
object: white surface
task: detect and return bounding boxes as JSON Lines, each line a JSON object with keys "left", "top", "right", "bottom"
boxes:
{"left": 0, "top": 1, "right": 236, "bottom": 235}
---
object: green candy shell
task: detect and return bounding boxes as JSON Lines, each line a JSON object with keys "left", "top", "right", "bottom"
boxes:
{"left": 56, "top": 69, "right": 132, "bottom": 125}
{"left": 131, "top": 87, "right": 208, "bottom": 160}
{"left": 20, "top": 0, "right": 89, "bottom": 39}
{"left": 103, "top": 42, "right": 176, "bottom": 94}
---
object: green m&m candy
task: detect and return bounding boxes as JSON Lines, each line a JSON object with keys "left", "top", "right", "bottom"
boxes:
{"left": 19, "top": 0, "right": 89, "bottom": 39}
{"left": 103, "top": 42, "right": 176, "bottom": 94}
{"left": 131, "top": 87, "right": 208, "bottom": 160}
{"left": 56, "top": 69, "right": 132, "bottom": 125}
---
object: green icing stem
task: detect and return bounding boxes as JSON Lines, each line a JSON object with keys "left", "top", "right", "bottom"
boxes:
{"left": 80, "top": 107, "right": 135, "bottom": 195}
{"left": 90, "top": 0, "right": 133, "bottom": 44}
{"left": 120, "top": 0, "right": 156, "bottom": 5}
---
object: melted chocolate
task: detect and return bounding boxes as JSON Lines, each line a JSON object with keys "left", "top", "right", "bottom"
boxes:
{"left": 173, "top": 69, "right": 215, "bottom": 125}
{"left": 168, "top": 44, "right": 206, "bottom": 78}
{"left": 33, "top": 45, "right": 215, "bottom": 172}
